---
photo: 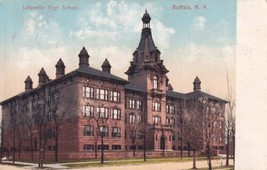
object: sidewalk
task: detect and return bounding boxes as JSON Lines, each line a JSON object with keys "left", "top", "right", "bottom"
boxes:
{"left": 0, "top": 159, "right": 233, "bottom": 170}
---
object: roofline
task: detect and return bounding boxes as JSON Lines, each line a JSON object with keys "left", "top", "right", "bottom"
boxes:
{"left": 1, "top": 67, "right": 129, "bottom": 105}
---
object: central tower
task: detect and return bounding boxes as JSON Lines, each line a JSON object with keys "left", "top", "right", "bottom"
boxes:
{"left": 125, "top": 10, "right": 172, "bottom": 151}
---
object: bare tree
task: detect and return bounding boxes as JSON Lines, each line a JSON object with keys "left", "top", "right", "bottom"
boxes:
{"left": 22, "top": 109, "right": 34, "bottom": 161}
{"left": 9, "top": 102, "right": 19, "bottom": 164}
{"left": 203, "top": 100, "right": 223, "bottom": 170}
{"left": 183, "top": 100, "right": 204, "bottom": 169}
{"left": 95, "top": 110, "right": 109, "bottom": 164}
{"left": 0, "top": 123, "right": 3, "bottom": 164}
{"left": 225, "top": 67, "right": 236, "bottom": 166}
{"left": 32, "top": 93, "right": 50, "bottom": 168}
{"left": 47, "top": 87, "right": 74, "bottom": 163}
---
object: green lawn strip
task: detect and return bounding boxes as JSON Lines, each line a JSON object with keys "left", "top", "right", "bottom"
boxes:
{"left": 65, "top": 157, "right": 218, "bottom": 168}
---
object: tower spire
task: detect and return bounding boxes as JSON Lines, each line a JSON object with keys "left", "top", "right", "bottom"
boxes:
{"left": 125, "top": 10, "right": 168, "bottom": 77}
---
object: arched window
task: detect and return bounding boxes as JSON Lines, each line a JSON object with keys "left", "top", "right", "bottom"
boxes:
{"left": 153, "top": 76, "right": 158, "bottom": 89}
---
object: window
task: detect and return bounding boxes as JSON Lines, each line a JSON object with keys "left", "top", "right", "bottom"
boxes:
{"left": 136, "top": 115, "right": 143, "bottom": 123}
{"left": 96, "top": 89, "right": 108, "bottom": 100}
{"left": 112, "top": 127, "right": 121, "bottom": 137}
{"left": 83, "top": 86, "right": 94, "bottom": 98}
{"left": 97, "top": 107, "right": 108, "bottom": 119}
{"left": 136, "top": 100, "right": 142, "bottom": 110}
{"left": 45, "top": 129, "right": 53, "bottom": 139}
{"left": 112, "top": 145, "right": 121, "bottom": 150}
{"left": 170, "top": 118, "right": 175, "bottom": 126}
{"left": 178, "top": 106, "right": 183, "bottom": 114}
{"left": 137, "top": 131, "right": 143, "bottom": 139}
{"left": 111, "top": 91, "right": 120, "bottom": 102}
{"left": 111, "top": 108, "right": 121, "bottom": 120}
{"left": 219, "top": 121, "right": 222, "bottom": 128}
{"left": 129, "top": 99, "right": 135, "bottom": 109}
{"left": 153, "top": 116, "right": 161, "bottom": 124}
{"left": 152, "top": 76, "right": 158, "bottom": 89}
{"left": 129, "top": 114, "right": 135, "bottom": 123}
{"left": 84, "top": 144, "right": 94, "bottom": 151}
{"left": 84, "top": 125, "right": 94, "bottom": 136}
{"left": 166, "top": 104, "right": 175, "bottom": 114}
{"left": 153, "top": 102, "right": 161, "bottom": 111}
{"left": 48, "top": 146, "right": 52, "bottom": 151}
{"left": 98, "top": 145, "right": 109, "bottom": 150}
{"left": 84, "top": 105, "right": 94, "bottom": 117}
{"left": 166, "top": 117, "right": 175, "bottom": 126}
{"left": 99, "top": 126, "right": 109, "bottom": 137}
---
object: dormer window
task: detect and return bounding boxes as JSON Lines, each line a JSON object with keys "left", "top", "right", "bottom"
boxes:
{"left": 153, "top": 76, "right": 158, "bottom": 89}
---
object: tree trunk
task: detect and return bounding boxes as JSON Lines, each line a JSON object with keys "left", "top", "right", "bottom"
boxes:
{"left": 193, "top": 148, "right": 196, "bottom": 169}
{"left": 55, "top": 135, "right": 58, "bottom": 162}
{"left": 233, "top": 133, "right": 235, "bottom": 166}
{"left": 12, "top": 129, "right": 15, "bottom": 164}
{"left": 0, "top": 126, "right": 3, "bottom": 164}
{"left": 143, "top": 134, "right": 146, "bottom": 161}
{"left": 180, "top": 135, "right": 183, "bottom": 159}
{"left": 180, "top": 123, "right": 183, "bottom": 159}
{"left": 226, "top": 129, "right": 230, "bottom": 166}
{"left": 207, "top": 148, "right": 212, "bottom": 170}
{"left": 94, "top": 144, "right": 97, "bottom": 159}
{"left": 101, "top": 136, "right": 104, "bottom": 164}
{"left": 132, "top": 138, "right": 136, "bottom": 157}
{"left": 30, "top": 133, "right": 33, "bottom": 161}
{"left": 187, "top": 143, "right": 190, "bottom": 157}
{"left": 38, "top": 131, "right": 42, "bottom": 168}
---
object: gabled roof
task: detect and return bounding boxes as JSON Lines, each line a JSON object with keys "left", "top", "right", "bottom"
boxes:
{"left": 185, "top": 90, "right": 228, "bottom": 103}
{"left": 75, "top": 66, "right": 128, "bottom": 84}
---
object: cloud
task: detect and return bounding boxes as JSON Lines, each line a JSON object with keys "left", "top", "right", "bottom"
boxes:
{"left": 193, "top": 16, "right": 206, "bottom": 31}
{"left": 70, "top": 1, "right": 174, "bottom": 52}
{"left": 22, "top": 12, "right": 60, "bottom": 46}
{"left": 13, "top": 46, "right": 68, "bottom": 69}
{"left": 164, "top": 43, "right": 235, "bottom": 98}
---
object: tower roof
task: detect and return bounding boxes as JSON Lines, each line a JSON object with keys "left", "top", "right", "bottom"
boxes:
{"left": 142, "top": 9, "right": 151, "bottom": 23}
{"left": 38, "top": 68, "right": 46, "bottom": 75}
{"left": 56, "top": 58, "right": 65, "bottom": 67}
{"left": 78, "top": 47, "right": 90, "bottom": 58}
{"left": 24, "top": 76, "right": 32, "bottom": 83}
{"left": 102, "top": 58, "right": 111, "bottom": 68}
{"left": 137, "top": 10, "right": 157, "bottom": 53}
{"left": 193, "top": 76, "right": 201, "bottom": 91}
{"left": 194, "top": 76, "right": 201, "bottom": 83}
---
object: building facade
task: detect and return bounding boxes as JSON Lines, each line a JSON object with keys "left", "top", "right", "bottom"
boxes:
{"left": 1, "top": 11, "right": 227, "bottom": 160}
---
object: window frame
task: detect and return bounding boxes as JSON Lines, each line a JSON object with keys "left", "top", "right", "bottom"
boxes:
{"left": 84, "top": 125, "right": 94, "bottom": 136}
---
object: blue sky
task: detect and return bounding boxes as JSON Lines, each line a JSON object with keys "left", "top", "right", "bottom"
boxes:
{"left": 0, "top": 0, "right": 236, "bottom": 101}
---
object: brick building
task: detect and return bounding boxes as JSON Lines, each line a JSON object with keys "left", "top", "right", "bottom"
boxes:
{"left": 0, "top": 11, "right": 227, "bottom": 161}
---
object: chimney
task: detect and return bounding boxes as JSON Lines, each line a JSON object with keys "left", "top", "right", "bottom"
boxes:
{"left": 24, "top": 76, "right": 33, "bottom": 91}
{"left": 55, "top": 58, "right": 65, "bottom": 78}
{"left": 78, "top": 47, "right": 90, "bottom": 68}
{"left": 193, "top": 76, "right": 201, "bottom": 91}
{"left": 38, "top": 68, "right": 49, "bottom": 86}
{"left": 101, "top": 58, "right": 111, "bottom": 73}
